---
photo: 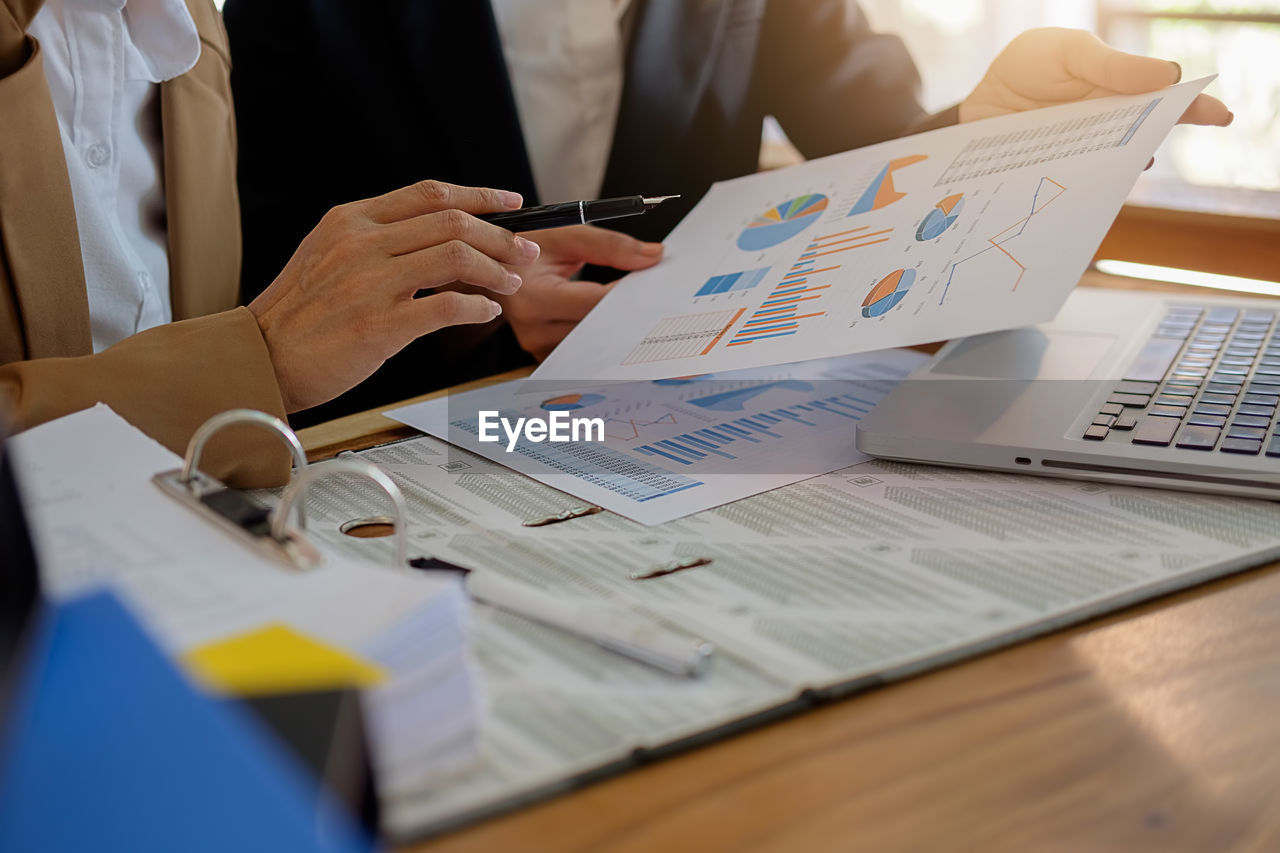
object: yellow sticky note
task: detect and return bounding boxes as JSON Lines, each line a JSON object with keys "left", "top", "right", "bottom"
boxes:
{"left": 184, "top": 624, "right": 387, "bottom": 696}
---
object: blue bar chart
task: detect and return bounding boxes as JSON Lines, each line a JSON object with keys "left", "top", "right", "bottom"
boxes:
{"left": 695, "top": 268, "right": 771, "bottom": 298}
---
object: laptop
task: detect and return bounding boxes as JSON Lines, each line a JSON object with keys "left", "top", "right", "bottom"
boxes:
{"left": 856, "top": 286, "right": 1280, "bottom": 498}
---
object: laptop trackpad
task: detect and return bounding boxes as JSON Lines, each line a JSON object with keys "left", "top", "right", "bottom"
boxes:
{"left": 928, "top": 328, "right": 1117, "bottom": 381}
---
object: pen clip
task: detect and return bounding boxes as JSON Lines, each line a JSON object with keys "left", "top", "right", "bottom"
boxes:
{"left": 522, "top": 505, "right": 603, "bottom": 527}
{"left": 630, "top": 556, "right": 713, "bottom": 581}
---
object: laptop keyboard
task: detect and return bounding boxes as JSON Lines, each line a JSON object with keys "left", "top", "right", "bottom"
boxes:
{"left": 1081, "top": 304, "right": 1280, "bottom": 458}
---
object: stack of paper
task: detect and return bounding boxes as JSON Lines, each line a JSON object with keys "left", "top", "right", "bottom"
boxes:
{"left": 294, "top": 431, "right": 1280, "bottom": 839}
{"left": 9, "top": 405, "right": 478, "bottom": 800}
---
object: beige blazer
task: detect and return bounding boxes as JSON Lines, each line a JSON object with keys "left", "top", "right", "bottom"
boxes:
{"left": 0, "top": 0, "right": 289, "bottom": 485}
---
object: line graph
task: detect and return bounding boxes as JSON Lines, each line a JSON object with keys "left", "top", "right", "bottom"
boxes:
{"left": 938, "top": 177, "right": 1066, "bottom": 305}
{"left": 603, "top": 412, "right": 679, "bottom": 441}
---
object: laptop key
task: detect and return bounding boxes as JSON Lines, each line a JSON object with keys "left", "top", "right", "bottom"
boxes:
{"left": 1231, "top": 416, "right": 1271, "bottom": 430}
{"left": 1161, "top": 383, "right": 1199, "bottom": 397}
{"left": 1083, "top": 425, "right": 1109, "bottom": 441}
{"left": 1238, "top": 404, "right": 1277, "bottom": 417}
{"left": 1092, "top": 414, "right": 1117, "bottom": 428}
{"left": 1149, "top": 405, "right": 1186, "bottom": 418}
{"left": 1267, "top": 436, "right": 1280, "bottom": 457}
{"left": 1206, "top": 383, "right": 1241, "bottom": 396}
{"left": 1227, "top": 425, "right": 1267, "bottom": 441}
{"left": 1153, "top": 396, "right": 1192, "bottom": 408}
{"left": 1220, "top": 437, "right": 1263, "bottom": 455}
{"left": 1112, "top": 416, "right": 1137, "bottom": 431}
{"left": 1200, "top": 393, "right": 1238, "bottom": 406}
{"left": 1187, "top": 413, "right": 1228, "bottom": 428}
{"left": 1176, "top": 425, "right": 1221, "bottom": 450}
{"left": 1123, "top": 338, "right": 1182, "bottom": 383}
{"left": 1244, "top": 393, "right": 1279, "bottom": 406}
{"left": 1131, "top": 416, "right": 1179, "bottom": 446}
{"left": 1193, "top": 403, "right": 1232, "bottom": 416}
{"left": 1114, "top": 381, "right": 1159, "bottom": 396}
{"left": 1099, "top": 402, "right": 1124, "bottom": 416}
{"left": 1110, "top": 393, "right": 1151, "bottom": 407}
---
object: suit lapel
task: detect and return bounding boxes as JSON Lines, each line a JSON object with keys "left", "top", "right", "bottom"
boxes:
{"left": 395, "top": 0, "right": 538, "bottom": 202}
{"left": 0, "top": 35, "right": 92, "bottom": 358}
{"left": 602, "top": 0, "right": 741, "bottom": 196}
{"left": 161, "top": 0, "right": 240, "bottom": 321}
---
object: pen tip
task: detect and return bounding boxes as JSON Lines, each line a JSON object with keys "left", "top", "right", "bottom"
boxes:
{"left": 643, "top": 195, "right": 681, "bottom": 206}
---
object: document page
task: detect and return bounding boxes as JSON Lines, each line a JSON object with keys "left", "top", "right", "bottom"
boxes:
{"left": 288, "top": 436, "right": 1280, "bottom": 836}
{"left": 387, "top": 349, "right": 926, "bottom": 524}
{"left": 11, "top": 405, "right": 479, "bottom": 798}
{"left": 534, "top": 78, "right": 1212, "bottom": 382}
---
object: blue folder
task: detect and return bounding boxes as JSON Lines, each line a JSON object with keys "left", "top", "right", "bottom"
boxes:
{"left": 0, "top": 591, "right": 375, "bottom": 853}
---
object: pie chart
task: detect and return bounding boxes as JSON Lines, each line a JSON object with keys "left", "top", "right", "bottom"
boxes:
{"left": 737, "top": 194, "right": 829, "bottom": 251}
{"left": 541, "top": 393, "right": 606, "bottom": 411}
{"left": 916, "top": 193, "right": 964, "bottom": 241}
{"left": 862, "top": 269, "right": 916, "bottom": 318}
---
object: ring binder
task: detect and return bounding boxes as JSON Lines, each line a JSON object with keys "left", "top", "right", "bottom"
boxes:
{"left": 273, "top": 460, "right": 409, "bottom": 569}
{"left": 153, "top": 410, "right": 408, "bottom": 570}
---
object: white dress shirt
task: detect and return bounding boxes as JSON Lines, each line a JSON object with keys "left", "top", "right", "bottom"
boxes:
{"left": 490, "top": 0, "right": 632, "bottom": 204}
{"left": 29, "top": 0, "right": 200, "bottom": 353}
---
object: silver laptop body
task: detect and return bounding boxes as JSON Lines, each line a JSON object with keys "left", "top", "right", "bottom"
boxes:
{"left": 856, "top": 287, "right": 1280, "bottom": 499}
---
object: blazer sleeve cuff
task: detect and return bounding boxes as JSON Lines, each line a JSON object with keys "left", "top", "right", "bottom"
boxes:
{"left": 903, "top": 104, "right": 961, "bottom": 137}
{"left": 0, "top": 307, "right": 294, "bottom": 487}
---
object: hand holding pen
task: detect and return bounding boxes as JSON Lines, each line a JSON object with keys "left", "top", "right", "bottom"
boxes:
{"left": 479, "top": 194, "right": 680, "bottom": 232}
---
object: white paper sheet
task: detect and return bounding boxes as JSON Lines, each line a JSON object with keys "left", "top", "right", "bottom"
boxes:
{"left": 386, "top": 349, "right": 927, "bottom": 524}
{"left": 533, "top": 78, "right": 1212, "bottom": 382}
{"left": 288, "top": 440, "right": 1280, "bottom": 839}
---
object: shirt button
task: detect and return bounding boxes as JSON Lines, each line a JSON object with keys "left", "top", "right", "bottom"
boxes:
{"left": 85, "top": 142, "right": 111, "bottom": 168}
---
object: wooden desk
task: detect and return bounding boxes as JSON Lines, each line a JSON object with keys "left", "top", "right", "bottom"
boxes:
{"left": 299, "top": 273, "right": 1280, "bottom": 853}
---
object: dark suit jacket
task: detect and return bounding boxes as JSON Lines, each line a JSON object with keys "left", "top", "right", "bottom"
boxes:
{"left": 224, "top": 0, "right": 952, "bottom": 425}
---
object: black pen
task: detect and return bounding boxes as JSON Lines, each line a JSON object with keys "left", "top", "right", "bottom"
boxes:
{"left": 478, "top": 194, "right": 680, "bottom": 232}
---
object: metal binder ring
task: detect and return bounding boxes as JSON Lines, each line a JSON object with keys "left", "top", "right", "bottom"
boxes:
{"left": 272, "top": 459, "right": 409, "bottom": 569}
{"left": 179, "top": 409, "right": 310, "bottom": 526}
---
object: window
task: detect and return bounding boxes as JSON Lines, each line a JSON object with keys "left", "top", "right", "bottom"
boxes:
{"left": 861, "top": 0, "right": 1279, "bottom": 192}
{"left": 1098, "top": 1, "right": 1280, "bottom": 191}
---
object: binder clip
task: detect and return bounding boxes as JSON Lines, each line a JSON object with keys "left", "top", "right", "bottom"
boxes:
{"left": 522, "top": 505, "right": 602, "bottom": 527}
{"left": 153, "top": 410, "right": 409, "bottom": 570}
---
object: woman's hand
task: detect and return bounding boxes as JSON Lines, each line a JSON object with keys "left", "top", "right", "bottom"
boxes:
{"left": 249, "top": 180, "right": 541, "bottom": 412}
{"left": 492, "top": 225, "right": 663, "bottom": 361}
{"left": 960, "top": 28, "right": 1232, "bottom": 127}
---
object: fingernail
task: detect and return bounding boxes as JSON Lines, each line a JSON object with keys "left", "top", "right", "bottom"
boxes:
{"left": 641, "top": 242, "right": 663, "bottom": 255}
{"left": 1226, "top": 111, "right": 1235, "bottom": 127}
{"left": 506, "top": 271, "right": 523, "bottom": 291}
{"left": 1169, "top": 61, "right": 1182, "bottom": 83}
{"left": 499, "top": 191, "right": 523, "bottom": 209}
{"left": 515, "top": 236, "right": 540, "bottom": 260}
{"left": 490, "top": 299, "right": 503, "bottom": 317}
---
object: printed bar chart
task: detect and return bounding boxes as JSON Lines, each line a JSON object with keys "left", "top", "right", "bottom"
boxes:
{"left": 623, "top": 308, "right": 746, "bottom": 364}
{"left": 695, "top": 267, "right": 771, "bottom": 298}
{"left": 727, "top": 224, "right": 892, "bottom": 347}
{"left": 633, "top": 393, "right": 880, "bottom": 466}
